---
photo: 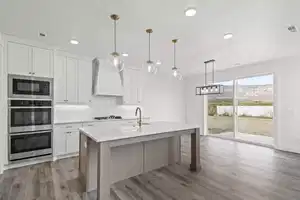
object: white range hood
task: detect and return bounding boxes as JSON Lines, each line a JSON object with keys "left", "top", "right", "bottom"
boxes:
{"left": 92, "top": 58, "right": 124, "bottom": 96}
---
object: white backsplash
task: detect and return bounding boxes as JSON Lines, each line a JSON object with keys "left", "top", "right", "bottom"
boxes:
{"left": 54, "top": 96, "right": 143, "bottom": 122}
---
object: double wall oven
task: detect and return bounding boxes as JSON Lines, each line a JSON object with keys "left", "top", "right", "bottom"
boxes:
{"left": 8, "top": 75, "right": 53, "bottom": 162}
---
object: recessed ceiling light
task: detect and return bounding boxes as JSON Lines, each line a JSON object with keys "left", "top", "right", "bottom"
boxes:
{"left": 224, "top": 33, "right": 233, "bottom": 40}
{"left": 185, "top": 7, "right": 197, "bottom": 17}
{"left": 122, "top": 53, "right": 129, "bottom": 57}
{"left": 156, "top": 60, "right": 162, "bottom": 65}
{"left": 70, "top": 39, "right": 79, "bottom": 45}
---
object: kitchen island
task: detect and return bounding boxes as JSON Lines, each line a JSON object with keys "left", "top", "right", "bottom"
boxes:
{"left": 78, "top": 121, "right": 201, "bottom": 200}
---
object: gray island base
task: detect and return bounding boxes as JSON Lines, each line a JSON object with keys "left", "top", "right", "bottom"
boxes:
{"left": 78, "top": 122, "right": 201, "bottom": 200}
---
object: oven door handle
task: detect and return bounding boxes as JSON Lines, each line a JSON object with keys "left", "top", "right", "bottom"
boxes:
{"left": 9, "top": 130, "right": 52, "bottom": 136}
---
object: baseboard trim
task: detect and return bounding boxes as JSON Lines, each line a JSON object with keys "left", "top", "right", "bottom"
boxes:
{"left": 4, "top": 156, "right": 53, "bottom": 171}
{"left": 208, "top": 135, "right": 274, "bottom": 149}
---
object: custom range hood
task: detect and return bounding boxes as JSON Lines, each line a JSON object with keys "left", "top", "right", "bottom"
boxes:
{"left": 92, "top": 58, "right": 124, "bottom": 96}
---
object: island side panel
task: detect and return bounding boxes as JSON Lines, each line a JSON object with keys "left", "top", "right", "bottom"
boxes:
{"left": 79, "top": 132, "right": 88, "bottom": 191}
{"left": 79, "top": 132, "right": 99, "bottom": 192}
{"left": 190, "top": 128, "right": 201, "bottom": 171}
{"left": 144, "top": 138, "right": 169, "bottom": 172}
{"left": 168, "top": 136, "right": 181, "bottom": 165}
{"left": 110, "top": 143, "right": 144, "bottom": 184}
{"left": 97, "top": 142, "right": 111, "bottom": 200}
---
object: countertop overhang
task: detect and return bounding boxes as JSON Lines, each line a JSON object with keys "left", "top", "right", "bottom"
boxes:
{"left": 79, "top": 121, "right": 200, "bottom": 144}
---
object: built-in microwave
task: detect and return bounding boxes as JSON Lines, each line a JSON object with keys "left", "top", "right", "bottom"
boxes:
{"left": 8, "top": 75, "right": 53, "bottom": 99}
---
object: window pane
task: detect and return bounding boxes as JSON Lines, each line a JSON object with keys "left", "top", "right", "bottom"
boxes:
{"left": 207, "top": 80, "right": 234, "bottom": 138}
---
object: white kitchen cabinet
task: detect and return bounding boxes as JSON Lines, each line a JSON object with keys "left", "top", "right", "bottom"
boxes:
{"left": 54, "top": 54, "right": 92, "bottom": 104}
{"left": 78, "top": 60, "right": 92, "bottom": 104}
{"left": 122, "top": 68, "right": 142, "bottom": 105}
{"left": 66, "top": 131, "right": 80, "bottom": 154}
{"left": 54, "top": 55, "right": 79, "bottom": 103}
{"left": 54, "top": 55, "right": 67, "bottom": 103}
{"left": 54, "top": 123, "right": 81, "bottom": 157}
{"left": 54, "top": 128, "right": 67, "bottom": 156}
{"left": 32, "top": 47, "right": 53, "bottom": 77}
{"left": 66, "top": 58, "right": 78, "bottom": 103}
{"left": 7, "top": 42, "right": 31, "bottom": 76}
{"left": 7, "top": 42, "right": 53, "bottom": 77}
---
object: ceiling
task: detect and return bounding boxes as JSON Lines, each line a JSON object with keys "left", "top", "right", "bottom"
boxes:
{"left": 1, "top": 0, "right": 300, "bottom": 75}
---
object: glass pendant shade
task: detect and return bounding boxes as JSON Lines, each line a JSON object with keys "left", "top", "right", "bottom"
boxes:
{"left": 110, "top": 52, "right": 124, "bottom": 72}
{"left": 146, "top": 60, "right": 157, "bottom": 74}
{"left": 172, "top": 67, "right": 183, "bottom": 80}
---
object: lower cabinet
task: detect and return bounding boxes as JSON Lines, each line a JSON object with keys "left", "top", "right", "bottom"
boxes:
{"left": 54, "top": 124, "right": 80, "bottom": 157}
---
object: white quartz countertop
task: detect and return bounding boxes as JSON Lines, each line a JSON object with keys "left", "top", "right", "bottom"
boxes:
{"left": 54, "top": 117, "right": 150, "bottom": 125}
{"left": 79, "top": 121, "right": 200, "bottom": 143}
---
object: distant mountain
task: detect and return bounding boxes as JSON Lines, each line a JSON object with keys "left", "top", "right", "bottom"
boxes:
{"left": 208, "top": 84, "right": 273, "bottom": 101}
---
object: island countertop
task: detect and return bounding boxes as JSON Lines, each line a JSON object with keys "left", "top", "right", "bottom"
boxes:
{"left": 79, "top": 121, "right": 200, "bottom": 143}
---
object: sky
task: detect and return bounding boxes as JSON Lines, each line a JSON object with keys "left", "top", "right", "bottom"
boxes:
{"left": 219, "top": 74, "right": 273, "bottom": 86}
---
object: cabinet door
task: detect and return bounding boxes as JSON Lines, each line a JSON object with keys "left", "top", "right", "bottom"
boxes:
{"left": 7, "top": 42, "right": 31, "bottom": 76}
{"left": 54, "top": 129, "right": 67, "bottom": 156}
{"left": 66, "top": 130, "right": 79, "bottom": 154}
{"left": 54, "top": 56, "right": 67, "bottom": 102}
{"left": 66, "top": 58, "right": 78, "bottom": 103}
{"left": 32, "top": 47, "right": 53, "bottom": 78}
{"left": 78, "top": 60, "right": 92, "bottom": 104}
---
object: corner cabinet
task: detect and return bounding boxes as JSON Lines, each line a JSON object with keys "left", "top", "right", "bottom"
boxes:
{"left": 7, "top": 42, "right": 53, "bottom": 77}
{"left": 122, "top": 68, "right": 143, "bottom": 105}
{"left": 54, "top": 53, "right": 92, "bottom": 104}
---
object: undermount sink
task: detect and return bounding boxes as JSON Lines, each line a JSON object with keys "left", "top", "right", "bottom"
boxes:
{"left": 132, "top": 122, "right": 151, "bottom": 127}
{"left": 121, "top": 122, "right": 151, "bottom": 132}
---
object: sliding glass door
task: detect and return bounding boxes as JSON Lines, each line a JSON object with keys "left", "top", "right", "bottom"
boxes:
{"left": 207, "top": 80, "right": 234, "bottom": 138}
{"left": 236, "top": 75, "right": 273, "bottom": 145}
{"left": 207, "top": 74, "right": 274, "bottom": 146}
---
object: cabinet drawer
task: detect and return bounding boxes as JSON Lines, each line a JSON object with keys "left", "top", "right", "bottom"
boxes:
{"left": 55, "top": 123, "right": 82, "bottom": 130}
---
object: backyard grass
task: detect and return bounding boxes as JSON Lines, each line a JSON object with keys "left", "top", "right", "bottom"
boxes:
{"left": 208, "top": 99, "right": 273, "bottom": 106}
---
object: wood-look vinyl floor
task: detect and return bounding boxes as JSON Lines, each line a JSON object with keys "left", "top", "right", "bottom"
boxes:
{"left": 1, "top": 136, "right": 300, "bottom": 200}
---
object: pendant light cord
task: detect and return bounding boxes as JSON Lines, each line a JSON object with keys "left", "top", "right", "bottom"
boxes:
{"left": 173, "top": 42, "right": 176, "bottom": 69}
{"left": 114, "top": 20, "right": 117, "bottom": 52}
{"left": 148, "top": 32, "right": 151, "bottom": 61}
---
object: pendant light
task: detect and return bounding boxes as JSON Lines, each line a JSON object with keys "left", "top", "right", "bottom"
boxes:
{"left": 171, "top": 39, "right": 183, "bottom": 80}
{"left": 109, "top": 14, "right": 124, "bottom": 72}
{"left": 145, "top": 29, "right": 158, "bottom": 74}
{"left": 195, "top": 59, "right": 224, "bottom": 95}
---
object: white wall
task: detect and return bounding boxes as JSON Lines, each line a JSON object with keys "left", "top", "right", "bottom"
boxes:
{"left": 55, "top": 72, "right": 185, "bottom": 123}
{"left": 0, "top": 34, "right": 4, "bottom": 174}
{"left": 185, "top": 56, "right": 300, "bottom": 154}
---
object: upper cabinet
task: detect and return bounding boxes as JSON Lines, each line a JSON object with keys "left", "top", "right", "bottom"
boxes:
{"left": 7, "top": 42, "right": 31, "bottom": 76}
{"left": 54, "top": 55, "right": 67, "bottom": 103}
{"left": 78, "top": 60, "right": 92, "bottom": 103}
{"left": 66, "top": 58, "right": 78, "bottom": 103}
{"left": 122, "top": 68, "right": 143, "bottom": 105}
{"left": 7, "top": 42, "right": 53, "bottom": 78}
{"left": 32, "top": 47, "right": 53, "bottom": 77}
{"left": 54, "top": 53, "right": 92, "bottom": 104}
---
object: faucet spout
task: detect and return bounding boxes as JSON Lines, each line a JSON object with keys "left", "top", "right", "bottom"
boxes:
{"left": 135, "top": 107, "right": 142, "bottom": 127}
